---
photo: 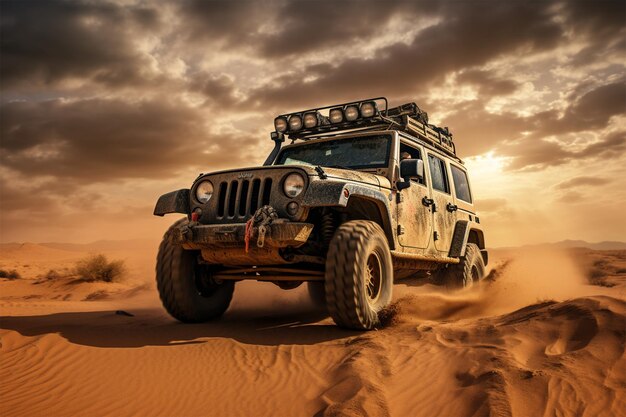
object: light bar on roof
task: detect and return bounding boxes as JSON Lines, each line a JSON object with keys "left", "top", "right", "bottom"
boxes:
{"left": 360, "top": 101, "right": 377, "bottom": 118}
{"left": 303, "top": 111, "right": 320, "bottom": 129}
{"left": 329, "top": 107, "right": 344, "bottom": 124}
{"left": 344, "top": 105, "right": 359, "bottom": 121}
{"left": 272, "top": 97, "right": 388, "bottom": 134}
{"left": 274, "top": 116, "right": 288, "bottom": 133}
{"left": 288, "top": 114, "right": 303, "bottom": 131}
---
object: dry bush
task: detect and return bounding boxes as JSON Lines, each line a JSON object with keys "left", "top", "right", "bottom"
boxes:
{"left": 0, "top": 269, "right": 21, "bottom": 280}
{"left": 74, "top": 254, "right": 125, "bottom": 283}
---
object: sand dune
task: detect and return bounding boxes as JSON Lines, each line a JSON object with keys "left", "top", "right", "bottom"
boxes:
{"left": 1, "top": 247, "right": 625, "bottom": 417}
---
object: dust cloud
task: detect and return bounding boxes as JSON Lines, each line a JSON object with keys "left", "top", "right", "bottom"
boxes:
{"left": 390, "top": 248, "right": 602, "bottom": 323}
{"left": 196, "top": 248, "right": 597, "bottom": 323}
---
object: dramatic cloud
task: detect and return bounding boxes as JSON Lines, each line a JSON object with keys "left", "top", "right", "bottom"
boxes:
{"left": 0, "top": 0, "right": 624, "bottom": 245}
{"left": 554, "top": 177, "right": 612, "bottom": 190}
{"left": 244, "top": 0, "right": 562, "bottom": 109}
{"left": 504, "top": 131, "right": 626, "bottom": 171}
{"left": 0, "top": 97, "right": 268, "bottom": 187}
{"left": 456, "top": 70, "right": 520, "bottom": 97}
{"left": 0, "top": 0, "right": 162, "bottom": 90}
{"left": 541, "top": 81, "right": 626, "bottom": 135}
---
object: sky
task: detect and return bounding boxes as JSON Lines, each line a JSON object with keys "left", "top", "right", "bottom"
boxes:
{"left": 0, "top": 0, "right": 625, "bottom": 247}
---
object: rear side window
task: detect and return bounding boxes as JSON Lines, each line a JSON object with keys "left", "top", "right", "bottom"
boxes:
{"left": 428, "top": 154, "right": 449, "bottom": 193}
{"left": 451, "top": 165, "right": 472, "bottom": 203}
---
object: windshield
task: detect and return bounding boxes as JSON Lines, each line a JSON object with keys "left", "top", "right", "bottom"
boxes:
{"left": 275, "top": 134, "right": 391, "bottom": 169}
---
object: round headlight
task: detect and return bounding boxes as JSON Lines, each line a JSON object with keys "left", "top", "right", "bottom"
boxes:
{"left": 345, "top": 105, "right": 359, "bottom": 121}
{"left": 283, "top": 173, "right": 305, "bottom": 198}
{"left": 303, "top": 112, "right": 319, "bottom": 129}
{"left": 195, "top": 180, "right": 214, "bottom": 203}
{"left": 329, "top": 108, "right": 344, "bottom": 123}
{"left": 274, "top": 117, "right": 288, "bottom": 133}
{"left": 360, "top": 101, "right": 377, "bottom": 118}
{"left": 289, "top": 115, "right": 303, "bottom": 131}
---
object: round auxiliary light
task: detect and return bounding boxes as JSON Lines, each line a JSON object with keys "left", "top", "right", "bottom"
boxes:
{"left": 283, "top": 173, "right": 305, "bottom": 198}
{"left": 329, "top": 107, "right": 344, "bottom": 124}
{"left": 274, "top": 116, "right": 288, "bottom": 133}
{"left": 289, "top": 114, "right": 303, "bottom": 131}
{"left": 344, "top": 105, "right": 359, "bottom": 121}
{"left": 287, "top": 201, "right": 299, "bottom": 216}
{"left": 303, "top": 112, "right": 319, "bottom": 129}
{"left": 360, "top": 101, "right": 377, "bottom": 118}
{"left": 195, "top": 180, "right": 214, "bottom": 203}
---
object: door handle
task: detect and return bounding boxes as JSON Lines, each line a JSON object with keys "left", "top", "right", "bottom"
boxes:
{"left": 446, "top": 203, "right": 458, "bottom": 212}
{"left": 422, "top": 197, "right": 434, "bottom": 207}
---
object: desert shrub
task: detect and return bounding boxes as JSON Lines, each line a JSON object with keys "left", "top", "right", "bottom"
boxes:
{"left": 0, "top": 269, "right": 21, "bottom": 280}
{"left": 74, "top": 254, "right": 125, "bottom": 282}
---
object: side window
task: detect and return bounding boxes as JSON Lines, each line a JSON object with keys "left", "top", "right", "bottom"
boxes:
{"left": 450, "top": 165, "right": 472, "bottom": 203}
{"left": 427, "top": 154, "right": 449, "bottom": 193}
{"left": 399, "top": 143, "right": 425, "bottom": 185}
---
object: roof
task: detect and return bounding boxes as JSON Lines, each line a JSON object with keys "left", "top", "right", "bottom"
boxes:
{"left": 274, "top": 97, "right": 459, "bottom": 160}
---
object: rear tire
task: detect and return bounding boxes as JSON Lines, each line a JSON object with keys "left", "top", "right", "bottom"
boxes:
{"left": 435, "top": 243, "right": 485, "bottom": 290}
{"left": 156, "top": 219, "right": 234, "bottom": 323}
{"left": 325, "top": 221, "right": 393, "bottom": 330}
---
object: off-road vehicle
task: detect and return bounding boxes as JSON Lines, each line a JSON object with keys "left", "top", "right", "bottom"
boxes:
{"left": 154, "top": 97, "right": 488, "bottom": 330}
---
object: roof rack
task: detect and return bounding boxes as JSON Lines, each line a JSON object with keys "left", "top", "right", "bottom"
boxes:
{"left": 278, "top": 97, "right": 457, "bottom": 157}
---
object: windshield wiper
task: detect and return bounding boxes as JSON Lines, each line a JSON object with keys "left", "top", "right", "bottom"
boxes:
{"left": 315, "top": 165, "right": 328, "bottom": 179}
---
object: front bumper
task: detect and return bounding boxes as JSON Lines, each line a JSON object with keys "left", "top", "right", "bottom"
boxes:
{"left": 175, "top": 221, "right": 313, "bottom": 250}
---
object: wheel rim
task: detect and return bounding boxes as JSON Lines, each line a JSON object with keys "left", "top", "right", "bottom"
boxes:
{"left": 365, "top": 253, "right": 383, "bottom": 303}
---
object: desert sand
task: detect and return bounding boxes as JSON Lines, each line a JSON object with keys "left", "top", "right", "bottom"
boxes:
{"left": 1, "top": 243, "right": 625, "bottom": 417}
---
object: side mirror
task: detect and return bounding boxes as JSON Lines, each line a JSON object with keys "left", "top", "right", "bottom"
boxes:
{"left": 397, "top": 159, "right": 424, "bottom": 190}
{"left": 400, "top": 159, "right": 424, "bottom": 180}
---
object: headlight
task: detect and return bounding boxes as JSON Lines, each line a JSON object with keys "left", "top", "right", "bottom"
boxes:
{"left": 345, "top": 105, "right": 359, "bottom": 121}
{"left": 329, "top": 107, "right": 344, "bottom": 123}
{"left": 283, "top": 173, "right": 305, "bottom": 198}
{"left": 360, "top": 101, "right": 377, "bottom": 118}
{"left": 274, "top": 117, "right": 288, "bottom": 133}
{"left": 195, "top": 180, "right": 214, "bottom": 203}
{"left": 289, "top": 114, "right": 303, "bottom": 131}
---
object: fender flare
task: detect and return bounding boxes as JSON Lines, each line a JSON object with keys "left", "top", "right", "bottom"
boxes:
{"left": 154, "top": 189, "right": 190, "bottom": 216}
{"left": 449, "top": 220, "right": 488, "bottom": 264}
{"left": 301, "top": 181, "right": 395, "bottom": 249}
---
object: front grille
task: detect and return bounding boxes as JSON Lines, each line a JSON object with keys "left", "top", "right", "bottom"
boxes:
{"left": 217, "top": 178, "right": 273, "bottom": 219}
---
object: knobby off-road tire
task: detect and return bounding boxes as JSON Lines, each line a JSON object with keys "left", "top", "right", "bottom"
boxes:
{"left": 325, "top": 220, "right": 393, "bottom": 330}
{"left": 156, "top": 219, "right": 234, "bottom": 323}
{"left": 436, "top": 243, "right": 485, "bottom": 290}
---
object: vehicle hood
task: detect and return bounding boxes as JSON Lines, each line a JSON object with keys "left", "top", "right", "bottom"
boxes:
{"left": 305, "top": 166, "right": 390, "bottom": 189}
{"left": 195, "top": 165, "right": 390, "bottom": 189}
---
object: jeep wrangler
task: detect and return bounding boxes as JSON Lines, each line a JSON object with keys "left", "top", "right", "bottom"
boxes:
{"left": 154, "top": 97, "right": 487, "bottom": 330}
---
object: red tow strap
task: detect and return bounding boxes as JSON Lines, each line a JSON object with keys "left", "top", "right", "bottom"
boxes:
{"left": 244, "top": 218, "right": 254, "bottom": 253}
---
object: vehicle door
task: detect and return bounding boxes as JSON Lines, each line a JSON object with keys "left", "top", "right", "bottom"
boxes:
{"left": 397, "top": 143, "right": 432, "bottom": 249}
{"left": 427, "top": 153, "right": 457, "bottom": 253}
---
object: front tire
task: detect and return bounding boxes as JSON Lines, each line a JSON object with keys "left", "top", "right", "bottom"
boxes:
{"left": 325, "top": 221, "right": 393, "bottom": 330}
{"left": 156, "top": 219, "right": 234, "bottom": 323}
{"left": 435, "top": 243, "right": 485, "bottom": 290}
